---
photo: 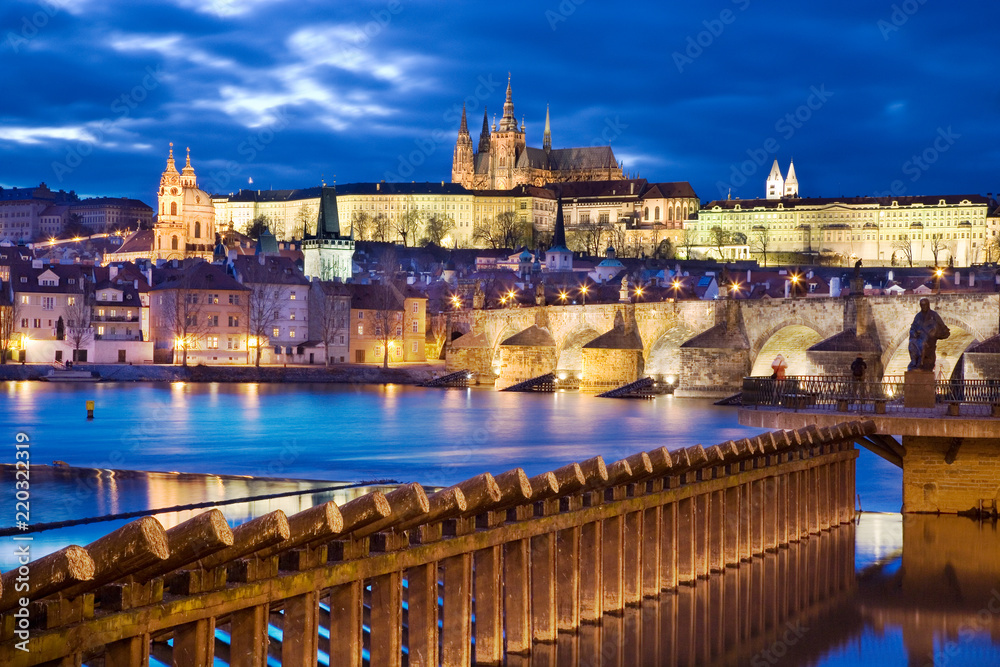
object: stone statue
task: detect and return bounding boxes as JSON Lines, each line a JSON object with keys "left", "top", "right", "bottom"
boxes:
{"left": 854, "top": 259, "right": 862, "bottom": 278}
{"left": 907, "top": 298, "right": 950, "bottom": 371}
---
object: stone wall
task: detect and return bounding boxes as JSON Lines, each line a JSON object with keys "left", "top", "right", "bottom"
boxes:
{"left": 446, "top": 345, "right": 495, "bottom": 380}
{"left": 901, "top": 435, "right": 1000, "bottom": 513}
{"left": 963, "top": 352, "right": 1000, "bottom": 381}
{"left": 807, "top": 350, "right": 884, "bottom": 379}
{"left": 580, "top": 348, "right": 643, "bottom": 392}
{"left": 676, "top": 347, "right": 750, "bottom": 397}
{"left": 495, "top": 345, "right": 557, "bottom": 390}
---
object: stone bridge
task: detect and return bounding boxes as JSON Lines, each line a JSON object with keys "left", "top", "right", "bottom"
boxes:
{"left": 446, "top": 294, "right": 1000, "bottom": 395}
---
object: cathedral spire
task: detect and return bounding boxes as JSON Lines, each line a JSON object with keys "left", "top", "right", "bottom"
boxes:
{"left": 498, "top": 73, "right": 517, "bottom": 132}
{"left": 478, "top": 107, "right": 491, "bottom": 153}
{"left": 458, "top": 104, "right": 469, "bottom": 137}
{"left": 165, "top": 142, "right": 178, "bottom": 174}
{"left": 552, "top": 198, "right": 567, "bottom": 249}
{"left": 543, "top": 104, "right": 551, "bottom": 151}
{"left": 180, "top": 146, "right": 196, "bottom": 187}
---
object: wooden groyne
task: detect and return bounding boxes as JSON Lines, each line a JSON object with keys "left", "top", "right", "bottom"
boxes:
{"left": 0, "top": 421, "right": 870, "bottom": 666}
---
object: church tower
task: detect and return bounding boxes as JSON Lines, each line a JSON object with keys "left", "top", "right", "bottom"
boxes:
{"left": 543, "top": 104, "right": 552, "bottom": 152}
{"left": 489, "top": 75, "right": 526, "bottom": 190}
{"left": 783, "top": 159, "right": 799, "bottom": 197}
{"left": 478, "top": 107, "right": 491, "bottom": 154}
{"left": 765, "top": 159, "right": 785, "bottom": 200}
{"left": 451, "top": 104, "right": 474, "bottom": 187}
{"left": 152, "top": 144, "right": 215, "bottom": 262}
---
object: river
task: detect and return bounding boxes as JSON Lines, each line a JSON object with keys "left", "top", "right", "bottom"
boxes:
{"left": 5, "top": 382, "right": 994, "bottom": 666}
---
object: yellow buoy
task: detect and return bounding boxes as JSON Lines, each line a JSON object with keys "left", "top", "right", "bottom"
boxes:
{"left": 86, "top": 400, "right": 94, "bottom": 420}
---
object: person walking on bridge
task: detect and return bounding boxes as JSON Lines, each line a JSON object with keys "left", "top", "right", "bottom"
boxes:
{"left": 850, "top": 356, "right": 868, "bottom": 403}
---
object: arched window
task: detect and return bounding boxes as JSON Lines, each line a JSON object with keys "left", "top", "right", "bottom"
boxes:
{"left": 170, "top": 202, "right": 177, "bottom": 216}
{"left": 157, "top": 237, "right": 161, "bottom": 250}
{"left": 667, "top": 206, "right": 673, "bottom": 221}
{"left": 644, "top": 207, "right": 649, "bottom": 221}
{"left": 194, "top": 221, "right": 201, "bottom": 238}
{"left": 160, "top": 203, "right": 165, "bottom": 215}
{"left": 654, "top": 206, "right": 660, "bottom": 221}
{"left": 171, "top": 236, "right": 178, "bottom": 250}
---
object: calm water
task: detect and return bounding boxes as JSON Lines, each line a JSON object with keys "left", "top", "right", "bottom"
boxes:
{"left": 3, "top": 381, "right": 983, "bottom": 667}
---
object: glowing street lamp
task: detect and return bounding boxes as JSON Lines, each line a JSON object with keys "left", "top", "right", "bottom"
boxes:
{"left": 580, "top": 284, "right": 589, "bottom": 306}
{"left": 450, "top": 295, "right": 462, "bottom": 310}
{"left": 634, "top": 285, "right": 645, "bottom": 302}
{"left": 558, "top": 290, "right": 569, "bottom": 304}
{"left": 506, "top": 290, "right": 516, "bottom": 308}
{"left": 790, "top": 273, "right": 801, "bottom": 298}
{"left": 934, "top": 267, "right": 944, "bottom": 294}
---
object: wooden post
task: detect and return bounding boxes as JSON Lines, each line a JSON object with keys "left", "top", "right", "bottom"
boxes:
{"left": 326, "top": 582, "right": 363, "bottom": 667}
{"left": 601, "top": 507, "right": 625, "bottom": 614}
{"left": 229, "top": 605, "right": 270, "bottom": 667}
{"left": 531, "top": 531, "right": 558, "bottom": 640}
{"left": 640, "top": 499, "right": 662, "bottom": 597}
{"left": 555, "top": 526, "right": 581, "bottom": 630}
{"left": 441, "top": 553, "right": 472, "bottom": 664}
{"left": 763, "top": 475, "right": 778, "bottom": 552}
{"left": 578, "top": 519, "right": 603, "bottom": 621}
{"left": 474, "top": 546, "right": 503, "bottom": 663}
{"left": 105, "top": 634, "right": 149, "bottom": 667}
{"left": 750, "top": 479, "right": 764, "bottom": 556}
{"left": 173, "top": 618, "right": 215, "bottom": 667}
{"left": 660, "top": 502, "right": 677, "bottom": 591}
{"left": 724, "top": 485, "right": 740, "bottom": 566}
{"left": 740, "top": 482, "right": 752, "bottom": 561}
{"left": 676, "top": 496, "right": 695, "bottom": 584}
{"left": 281, "top": 591, "right": 319, "bottom": 667}
{"left": 369, "top": 572, "right": 403, "bottom": 667}
{"left": 406, "top": 564, "right": 438, "bottom": 666}
{"left": 0, "top": 545, "right": 94, "bottom": 613}
{"left": 708, "top": 489, "right": 724, "bottom": 573}
{"left": 503, "top": 540, "right": 531, "bottom": 653}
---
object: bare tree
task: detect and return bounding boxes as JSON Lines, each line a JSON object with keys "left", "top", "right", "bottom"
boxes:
{"left": 372, "top": 213, "right": 391, "bottom": 243}
{"left": 246, "top": 214, "right": 273, "bottom": 240}
{"left": 422, "top": 213, "right": 455, "bottom": 246}
{"left": 473, "top": 211, "right": 529, "bottom": 250}
{"left": 350, "top": 211, "right": 372, "bottom": 241}
{"left": 750, "top": 225, "right": 772, "bottom": 266}
{"left": 158, "top": 272, "right": 209, "bottom": 367}
{"left": 930, "top": 234, "right": 946, "bottom": 266}
{"left": 310, "top": 283, "right": 348, "bottom": 366}
{"left": 679, "top": 228, "right": 697, "bottom": 259}
{"left": 892, "top": 234, "right": 914, "bottom": 267}
{"left": 372, "top": 246, "right": 401, "bottom": 368}
{"left": 240, "top": 259, "right": 288, "bottom": 367}
{"left": 291, "top": 204, "right": 315, "bottom": 240}
{"left": 709, "top": 226, "right": 731, "bottom": 260}
{"left": 0, "top": 286, "right": 19, "bottom": 364}
{"left": 395, "top": 209, "right": 421, "bottom": 247}
{"left": 64, "top": 293, "right": 93, "bottom": 363}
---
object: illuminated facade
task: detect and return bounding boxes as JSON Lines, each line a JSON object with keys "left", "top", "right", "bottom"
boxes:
{"left": 152, "top": 144, "right": 215, "bottom": 262}
{"left": 452, "top": 77, "right": 623, "bottom": 190}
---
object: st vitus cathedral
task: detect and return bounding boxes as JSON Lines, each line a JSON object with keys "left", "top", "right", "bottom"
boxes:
{"left": 451, "top": 76, "right": 624, "bottom": 190}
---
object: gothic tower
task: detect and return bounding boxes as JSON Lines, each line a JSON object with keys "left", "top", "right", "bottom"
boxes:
{"left": 765, "top": 159, "right": 785, "bottom": 200}
{"left": 783, "top": 159, "right": 799, "bottom": 197}
{"left": 451, "top": 104, "right": 474, "bottom": 187}
{"left": 543, "top": 104, "right": 551, "bottom": 152}
{"left": 478, "top": 107, "right": 491, "bottom": 154}
{"left": 489, "top": 75, "right": 526, "bottom": 190}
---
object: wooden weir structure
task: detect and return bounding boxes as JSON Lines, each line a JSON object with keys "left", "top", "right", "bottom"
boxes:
{"left": 0, "top": 420, "right": 871, "bottom": 666}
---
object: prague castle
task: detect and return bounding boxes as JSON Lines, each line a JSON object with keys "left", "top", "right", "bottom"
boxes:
{"left": 451, "top": 77, "right": 623, "bottom": 190}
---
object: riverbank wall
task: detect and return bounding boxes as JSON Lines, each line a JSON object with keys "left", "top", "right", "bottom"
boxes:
{"left": 0, "top": 363, "right": 440, "bottom": 385}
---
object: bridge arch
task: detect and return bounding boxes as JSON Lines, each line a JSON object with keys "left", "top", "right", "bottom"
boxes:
{"left": 645, "top": 324, "right": 699, "bottom": 380}
{"left": 881, "top": 314, "right": 983, "bottom": 380}
{"left": 749, "top": 320, "right": 827, "bottom": 377}
{"left": 555, "top": 326, "right": 602, "bottom": 372}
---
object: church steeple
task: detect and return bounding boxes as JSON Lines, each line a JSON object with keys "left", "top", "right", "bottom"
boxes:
{"left": 543, "top": 104, "right": 551, "bottom": 151}
{"left": 784, "top": 159, "right": 799, "bottom": 197}
{"left": 498, "top": 73, "right": 518, "bottom": 132}
{"left": 552, "top": 197, "right": 567, "bottom": 249}
{"left": 458, "top": 104, "right": 469, "bottom": 137}
{"left": 180, "top": 146, "right": 197, "bottom": 188}
{"left": 452, "top": 104, "right": 474, "bottom": 187}
{"left": 478, "top": 107, "right": 491, "bottom": 153}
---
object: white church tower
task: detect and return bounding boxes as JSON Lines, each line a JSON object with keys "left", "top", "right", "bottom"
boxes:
{"left": 783, "top": 159, "right": 799, "bottom": 197}
{"left": 765, "top": 160, "right": 784, "bottom": 200}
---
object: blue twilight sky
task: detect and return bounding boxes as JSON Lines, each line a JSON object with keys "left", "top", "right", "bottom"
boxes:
{"left": 2, "top": 0, "right": 999, "bottom": 208}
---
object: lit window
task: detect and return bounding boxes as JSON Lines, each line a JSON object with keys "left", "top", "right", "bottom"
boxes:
{"left": 358, "top": 324, "right": 363, "bottom": 335}
{"left": 207, "top": 336, "right": 219, "bottom": 349}
{"left": 289, "top": 330, "right": 295, "bottom": 338}
{"left": 272, "top": 327, "right": 280, "bottom": 338}
{"left": 290, "top": 292, "right": 296, "bottom": 300}
{"left": 412, "top": 320, "right": 418, "bottom": 333}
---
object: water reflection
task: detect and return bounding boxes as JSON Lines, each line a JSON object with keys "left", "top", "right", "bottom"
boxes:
{"left": 510, "top": 515, "right": 1000, "bottom": 666}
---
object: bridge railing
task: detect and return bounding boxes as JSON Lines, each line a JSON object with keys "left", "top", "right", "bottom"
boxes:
{"left": 743, "top": 376, "right": 1000, "bottom": 415}
{"left": 0, "top": 421, "right": 869, "bottom": 666}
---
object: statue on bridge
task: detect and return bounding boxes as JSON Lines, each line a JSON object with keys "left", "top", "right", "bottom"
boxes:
{"left": 908, "top": 298, "right": 950, "bottom": 371}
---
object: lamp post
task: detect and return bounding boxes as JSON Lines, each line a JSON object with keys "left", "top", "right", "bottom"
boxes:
{"left": 790, "top": 273, "right": 800, "bottom": 298}
{"left": 580, "top": 284, "right": 589, "bottom": 306}
{"left": 934, "top": 266, "right": 944, "bottom": 294}
{"left": 634, "top": 285, "right": 644, "bottom": 303}
{"left": 558, "top": 290, "right": 569, "bottom": 305}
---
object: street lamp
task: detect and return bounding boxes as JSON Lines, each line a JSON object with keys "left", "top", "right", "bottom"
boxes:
{"left": 934, "top": 267, "right": 944, "bottom": 294}
{"left": 790, "top": 273, "right": 800, "bottom": 298}
{"left": 580, "top": 284, "right": 589, "bottom": 306}
{"left": 506, "top": 290, "right": 516, "bottom": 308}
{"left": 634, "top": 285, "right": 644, "bottom": 302}
{"left": 558, "top": 290, "right": 568, "bottom": 304}
{"left": 450, "top": 295, "right": 462, "bottom": 310}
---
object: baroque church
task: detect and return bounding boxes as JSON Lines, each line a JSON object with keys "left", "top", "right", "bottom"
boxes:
{"left": 107, "top": 144, "right": 216, "bottom": 264}
{"left": 452, "top": 76, "right": 624, "bottom": 190}
{"left": 152, "top": 144, "right": 215, "bottom": 261}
